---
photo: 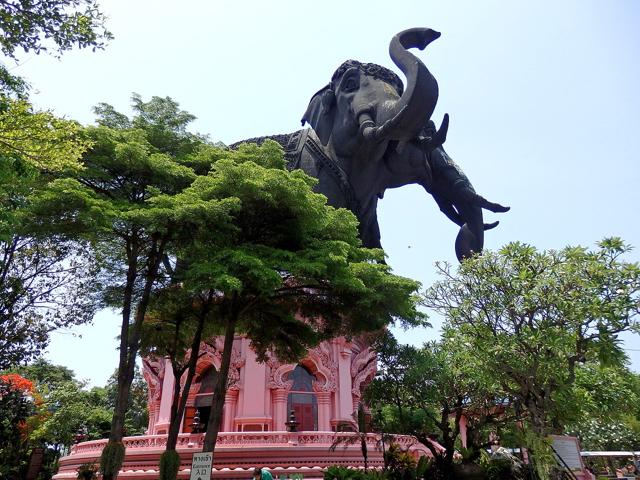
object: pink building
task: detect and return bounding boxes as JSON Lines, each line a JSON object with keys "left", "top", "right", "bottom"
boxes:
{"left": 54, "top": 335, "right": 428, "bottom": 479}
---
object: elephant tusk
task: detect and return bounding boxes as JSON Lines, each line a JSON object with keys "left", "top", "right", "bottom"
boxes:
{"left": 358, "top": 112, "right": 377, "bottom": 139}
{"left": 484, "top": 221, "right": 500, "bottom": 230}
{"left": 359, "top": 106, "right": 409, "bottom": 142}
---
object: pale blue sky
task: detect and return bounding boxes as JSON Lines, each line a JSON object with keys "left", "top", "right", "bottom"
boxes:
{"left": 7, "top": 0, "right": 639, "bottom": 385}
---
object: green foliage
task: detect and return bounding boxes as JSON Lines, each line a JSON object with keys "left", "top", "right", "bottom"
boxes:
{"left": 484, "top": 458, "right": 514, "bottom": 480}
{"left": 11, "top": 91, "right": 423, "bottom": 465}
{"left": 50, "top": 95, "right": 218, "bottom": 475}
{"left": 5, "top": 360, "right": 121, "bottom": 477}
{"left": 0, "top": 99, "right": 90, "bottom": 172}
{"left": 423, "top": 239, "right": 640, "bottom": 438}
{"left": 0, "top": 0, "right": 112, "bottom": 59}
{"left": 324, "top": 466, "right": 370, "bottom": 480}
{"left": 167, "top": 143, "right": 425, "bottom": 363}
{"left": 99, "top": 441, "right": 125, "bottom": 478}
{"left": 366, "top": 332, "right": 499, "bottom": 477}
{"left": 384, "top": 443, "right": 418, "bottom": 480}
{"left": 564, "top": 361, "right": 640, "bottom": 450}
{"left": 15, "top": 362, "right": 148, "bottom": 446}
{"left": 159, "top": 450, "right": 181, "bottom": 480}
{"left": 93, "top": 93, "right": 204, "bottom": 156}
{"left": 0, "top": 236, "right": 99, "bottom": 368}
{"left": 482, "top": 450, "right": 526, "bottom": 480}
{"left": 103, "top": 368, "right": 149, "bottom": 436}
{"left": 415, "top": 456, "right": 432, "bottom": 480}
{"left": 0, "top": 374, "right": 36, "bottom": 479}
{"left": 1, "top": 360, "right": 147, "bottom": 479}
{"left": 0, "top": 98, "right": 98, "bottom": 368}
{"left": 569, "top": 416, "right": 640, "bottom": 451}
{"left": 571, "top": 362, "right": 640, "bottom": 420}
{"left": 0, "top": 0, "right": 111, "bottom": 96}
{"left": 178, "top": 139, "right": 424, "bottom": 450}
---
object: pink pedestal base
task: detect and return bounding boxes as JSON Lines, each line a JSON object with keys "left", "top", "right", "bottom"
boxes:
{"left": 54, "top": 432, "right": 429, "bottom": 479}
{"left": 55, "top": 336, "right": 434, "bottom": 478}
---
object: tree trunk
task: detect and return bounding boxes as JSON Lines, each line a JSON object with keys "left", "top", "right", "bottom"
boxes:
{"left": 108, "top": 242, "right": 137, "bottom": 444}
{"left": 166, "top": 312, "right": 206, "bottom": 451}
{"left": 202, "top": 313, "right": 238, "bottom": 453}
{"left": 101, "top": 238, "right": 166, "bottom": 480}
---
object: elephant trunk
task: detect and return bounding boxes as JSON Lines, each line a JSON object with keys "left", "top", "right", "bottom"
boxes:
{"left": 361, "top": 28, "right": 441, "bottom": 142}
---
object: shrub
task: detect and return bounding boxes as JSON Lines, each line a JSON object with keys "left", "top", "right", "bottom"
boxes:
{"left": 325, "top": 466, "right": 367, "bottom": 480}
{"left": 76, "top": 462, "right": 98, "bottom": 480}
{"left": 159, "top": 450, "right": 181, "bottom": 480}
{"left": 384, "top": 444, "right": 417, "bottom": 480}
{"left": 99, "top": 441, "right": 125, "bottom": 478}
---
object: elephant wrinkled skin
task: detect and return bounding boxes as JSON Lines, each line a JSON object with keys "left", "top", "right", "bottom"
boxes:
{"left": 233, "top": 28, "right": 508, "bottom": 261}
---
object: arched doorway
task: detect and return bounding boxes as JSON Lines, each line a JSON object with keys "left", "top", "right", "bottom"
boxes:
{"left": 183, "top": 366, "right": 217, "bottom": 433}
{"left": 286, "top": 365, "right": 318, "bottom": 431}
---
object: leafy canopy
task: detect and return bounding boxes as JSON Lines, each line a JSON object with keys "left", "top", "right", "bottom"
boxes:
{"left": 0, "top": 101, "right": 98, "bottom": 368}
{"left": 0, "top": 0, "right": 112, "bottom": 59}
{"left": 423, "top": 239, "right": 640, "bottom": 436}
{"left": 0, "top": 0, "right": 112, "bottom": 97}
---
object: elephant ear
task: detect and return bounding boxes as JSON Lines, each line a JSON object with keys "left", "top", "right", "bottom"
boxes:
{"left": 301, "top": 84, "right": 335, "bottom": 146}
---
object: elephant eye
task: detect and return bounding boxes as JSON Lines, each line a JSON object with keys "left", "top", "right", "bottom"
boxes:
{"left": 343, "top": 77, "right": 358, "bottom": 92}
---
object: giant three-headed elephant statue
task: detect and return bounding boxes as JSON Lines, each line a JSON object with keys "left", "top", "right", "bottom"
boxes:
{"left": 234, "top": 27, "right": 508, "bottom": 261}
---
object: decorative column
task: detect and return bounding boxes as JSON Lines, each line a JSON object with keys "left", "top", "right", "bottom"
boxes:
{"left": 223, "top": 389, "right": 239, "bottom": 432}
{"left": 155, "top": 359, "right": 175, "bottom": 434}
{"left": 316, "top": 391, "right": 331, "bottom": 431}
{"left": 272, "top": 389, "right": 288, "bottom": 431}
{"left": 337, "top": 343, "right": 353, "bottom": 422}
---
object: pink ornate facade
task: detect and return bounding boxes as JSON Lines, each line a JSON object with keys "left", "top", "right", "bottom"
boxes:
{"left": 144, "top": 335, "right": 377, "bottom": 435}
{"left": 55, "top": 335, "right": 428, "bottom": 479}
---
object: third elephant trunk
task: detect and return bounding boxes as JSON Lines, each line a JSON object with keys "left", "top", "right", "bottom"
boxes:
{"left": 361, "top": 28, "right": 441, "bottom": 143}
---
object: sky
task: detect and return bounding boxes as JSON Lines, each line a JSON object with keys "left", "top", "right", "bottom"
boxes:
{"left": 6, "top": 0, "right": 639, "bottom": 386}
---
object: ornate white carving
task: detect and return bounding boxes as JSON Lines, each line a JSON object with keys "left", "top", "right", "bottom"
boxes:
{"left": 179, "top": 339, "right": 243, "bottom": 392}
{"left": 266, "top": 342, "right": 339, "bottom": 392}
{"left": 266, "top": 354, "right": 294, "bottom": 390}
{"left": 309, "top": 342, "right": 338, "bottom": 392}
{"left": 141, "top": 356, "right": 165, "bottom": 404}
{"left": 350, "top": 338, "right": 377, "bottom": 402}
{"left": 227, "top": 346, "right": 245, "bottom": 391}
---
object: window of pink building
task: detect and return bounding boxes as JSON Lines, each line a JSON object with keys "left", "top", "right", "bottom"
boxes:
{"left": 286, "top": 365, "right": 318, "bottom": 431}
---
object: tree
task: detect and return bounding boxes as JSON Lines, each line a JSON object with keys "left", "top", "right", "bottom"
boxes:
{"left": 0, "top": 0, "right": 111, "bottom": 364}
{"left": 135, "top": 140, "right": 425, "bottom": 479}
{"left": 0, "top": 0, "right": 111, "bottom": 58}
{"left": 0, "top": 0, "right": 112, "bottom": 364}
{"left": 330, "top": 402, "right": 372, "bottom": 471}
{"left": 0, "top": 372, "right": 37, "bottom": 478}
{"left": 171, "top": 143, "right": 425, "bottom": 454}
{"left": 0, "top": 234, "right": 99, "bottom": 369}
{"left": 8, "top": 360, "right": 115, "bottom": 479}
{"left": 566, "top": 362, "right": 640, "bottom": 451}
{"left": 139, "top": 286, "right": 220, "bottom": 480}
{"left": 0, "top": 360, "right": 146, "bottom": 480}
{"left": 0, "top": 0, "right": 112, "bottom": 97}
{"left": 366, "top": 332, "right": 503, "bottom": 479}
{"left": 29, "top": 94, "right": 424, "bottom": 478}
{"left": 0, "top": 373, "right": 36, "bottom": 478}
{"left": 103, "top": 367, "right": 148, "bottom": 437}
{"left": 422, "top": 239, "right": 640, "bottom": 472}
{"left": 0, "top": 101, "right": 99, "bottom": 369}
{"left": 26, "top": 95, "right": 222, "bottom": 480}
{"left": 0, "top": 0, "right": 112, "bottom": 363}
